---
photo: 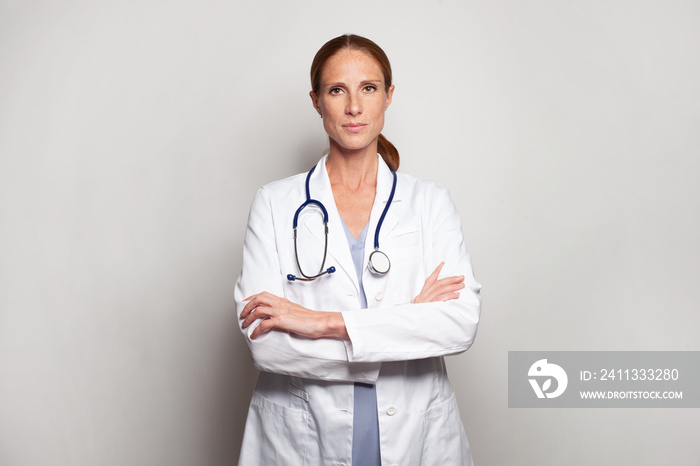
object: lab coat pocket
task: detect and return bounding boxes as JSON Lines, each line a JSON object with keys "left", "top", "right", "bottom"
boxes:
{"left": 421, "top": 393, "right": 471, "bottom": 466}
{"left": 245, "top": 391, "right": 310, "bottom": 465}
{"left": 386, "top": 226, "right": 420, "bottom": 251}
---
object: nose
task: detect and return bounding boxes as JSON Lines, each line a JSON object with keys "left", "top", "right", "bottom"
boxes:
{"left": 345, "top": 92, "right": 362, "bottom": 116}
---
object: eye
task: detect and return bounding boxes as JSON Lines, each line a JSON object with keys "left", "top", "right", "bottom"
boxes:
{"left": 329, "top": 87, "right": 343, "bottom": 95}
{"left": 363, "top": 85, "right": 377, "bottom": 93}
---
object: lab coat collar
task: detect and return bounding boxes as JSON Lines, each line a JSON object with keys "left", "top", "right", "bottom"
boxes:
{"left": 301, "top": 153, "right": 401, "bottom": 293}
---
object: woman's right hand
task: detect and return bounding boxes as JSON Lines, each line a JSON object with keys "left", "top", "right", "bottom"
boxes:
{"left": 413, "top": 262, "right": 465, "bottom": 304}
{"left": 240, "top": 292, "right": 349, "bottom": 340}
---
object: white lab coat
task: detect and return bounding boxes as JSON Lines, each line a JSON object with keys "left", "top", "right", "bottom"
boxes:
{"left": 235, "top": 154, "right": 481, "bottom": 466}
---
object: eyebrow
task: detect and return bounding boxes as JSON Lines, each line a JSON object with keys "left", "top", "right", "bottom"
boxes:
{"left": 324, "top": 79, "right": 384, "bottom": 88}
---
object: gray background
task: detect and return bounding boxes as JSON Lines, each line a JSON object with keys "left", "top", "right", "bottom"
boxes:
{"left": 1, "top": 1, "right": 699, "bottom": 465}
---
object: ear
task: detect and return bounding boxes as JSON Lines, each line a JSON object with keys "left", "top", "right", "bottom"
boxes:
{"left": 309, "top": 91, "right": 322, "bottom": 116}
{"left": 385, "top": 85, "right": 395, "bottom": 110}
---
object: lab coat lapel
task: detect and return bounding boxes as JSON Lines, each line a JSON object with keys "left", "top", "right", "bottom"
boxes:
{"left": 300, "top": 155, "right": 360, "bottom": 292}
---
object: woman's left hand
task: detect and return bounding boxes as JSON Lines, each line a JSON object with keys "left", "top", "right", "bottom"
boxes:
{"left": 240, "top": 292, "right": 349, "bottom": 340}
{"left": 413, "top": 262, "right": 465, "bottom": 304}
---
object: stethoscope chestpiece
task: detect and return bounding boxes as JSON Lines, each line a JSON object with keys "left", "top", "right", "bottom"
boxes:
{"left": 368, "top": 249, "right": 391, "bottom": 275}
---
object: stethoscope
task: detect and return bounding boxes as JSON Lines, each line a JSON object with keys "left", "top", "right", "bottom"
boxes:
{"left": 287, "top": 164, "right": 397, "bottom": 282}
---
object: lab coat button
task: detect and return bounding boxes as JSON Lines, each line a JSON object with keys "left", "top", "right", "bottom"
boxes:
{"left": 375, "top": 291, "right": 384, "bottom": 301}
{"left": 386, "top": 406, "right": 396, "bottom": 416}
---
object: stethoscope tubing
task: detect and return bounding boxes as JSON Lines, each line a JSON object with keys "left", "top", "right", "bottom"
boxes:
{"left": 374, "top": 169, "right": 397, "bottom": 249}
{"left": 287, "top": 163, "right": 396, "bottom": 281}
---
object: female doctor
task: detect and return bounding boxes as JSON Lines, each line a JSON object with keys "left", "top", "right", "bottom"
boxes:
{"left": 236, "top": 34, "right": 482, "bottom": 465}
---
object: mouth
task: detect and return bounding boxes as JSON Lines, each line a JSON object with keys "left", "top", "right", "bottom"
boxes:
{"left": 342, "top": 123, "right": 367, "bottom": 133}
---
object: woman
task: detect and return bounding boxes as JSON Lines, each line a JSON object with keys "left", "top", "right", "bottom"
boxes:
{"left": 235, "top": 34, "right": 481, "bottom": 465}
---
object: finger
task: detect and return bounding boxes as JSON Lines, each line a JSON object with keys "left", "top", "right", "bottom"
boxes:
{"left": 426, "top": 261, "right": 445, "bottom": 284}
{"left": 250, "top": 318, "right": 275, "bottom": 340}
{"left": 434, "top": 275, "right": 465, "bottom": 286}
{"left": 433, "top": 282, "right": 465, "bottom": 295}
{"left": 243, "top": 310, "right": 268, "bottom": 329}
{"left": 437, "top": 291, "right": 460, "bottom": 302}
{"left": 421, "top": 282, "right": 465, "bottom": 303}
{"left": 240, "top": 298, "right": 259, "bottom": 319}
{"left": 240, "top": 293, "right": 269, "bottom": 318}
{"left": 421, "top": 277, "right": 463, "bottom": 296}
{"left": 240, "top": 292, "right": 278, "bottom": 319}
{"left": 416, "top": 263, "right": 446, "bottom": 302}
{"left": 242, "top": 304, "right": 274, "bottom": 329}
{"left": 423, "top": 276, "right": 463, "bottom": 293}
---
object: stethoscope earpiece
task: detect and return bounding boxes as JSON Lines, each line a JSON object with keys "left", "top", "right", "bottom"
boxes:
{"left": 287, "top": 266, "right": 336, "bottom": 282}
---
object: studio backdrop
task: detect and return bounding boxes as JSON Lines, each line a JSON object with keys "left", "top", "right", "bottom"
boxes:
{"left": 1, "top": 1, "right": 699, "bottom": 465}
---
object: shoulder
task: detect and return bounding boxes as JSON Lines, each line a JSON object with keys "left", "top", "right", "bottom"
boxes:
{"left": 247, "top": 171, "right": 307, "bottom": 212}
{"left": 396, "top": 171, "right": 453, "bottom": 206}
{"left": 258, "top": 172, "right": 306, "bottom": 198}
{"left": 396, "top": 172, "right": 464, "bottom": 239}
{"left": 244, "top": 172, "right": 307, "bottom": 222}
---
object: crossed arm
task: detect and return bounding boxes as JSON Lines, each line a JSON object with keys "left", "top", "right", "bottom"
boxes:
{"left": 239, "top": 261, "right": 466, "bottom": 340}
{"left": 235, "top": 186, "right": 481, "bottom": 381}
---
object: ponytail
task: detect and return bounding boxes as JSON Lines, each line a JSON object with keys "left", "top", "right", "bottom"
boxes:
{"left": 378, "top": 133, "right": 400, "bottom": 171}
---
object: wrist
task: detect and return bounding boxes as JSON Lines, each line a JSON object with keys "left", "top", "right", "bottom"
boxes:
{"left": 325, "top": 312, "right": 349, "bottom": 340}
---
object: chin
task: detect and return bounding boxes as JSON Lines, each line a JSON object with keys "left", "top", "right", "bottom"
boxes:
{"left": 333, "top": 135, "right": 380, "bottom": 153}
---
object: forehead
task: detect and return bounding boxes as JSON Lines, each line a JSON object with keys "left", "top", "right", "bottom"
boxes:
{"left": 320, "top": 49, "right": 385, "bottom": 84}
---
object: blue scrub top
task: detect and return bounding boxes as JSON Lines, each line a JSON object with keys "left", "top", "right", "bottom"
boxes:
{"left": 340, "top": 219, "right": 381, "bottom": 466}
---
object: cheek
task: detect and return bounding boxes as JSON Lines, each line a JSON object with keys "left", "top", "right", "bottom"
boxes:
{"left": 322, "top": 119, "right": 334, "bottom": 136}
{"left": 372, "top": 109, "right": 386, "bottom": 130}
{"left": 320, "top": 102, "right": 342, "bottom": 123}
{"left": 369, "top": 100, "right": 387, "bottom": 120}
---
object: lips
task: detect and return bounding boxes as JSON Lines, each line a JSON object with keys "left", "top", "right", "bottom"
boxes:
{"left": 342, "top": 123, "right": 366, "bottom": 133}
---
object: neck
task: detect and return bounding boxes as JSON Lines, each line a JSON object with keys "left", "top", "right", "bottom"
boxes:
{"left": 326, "top": 152, "right": 378, "bottom": 191}
{"left": 326, "top": 144, "right": 379, "bottom": 191}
